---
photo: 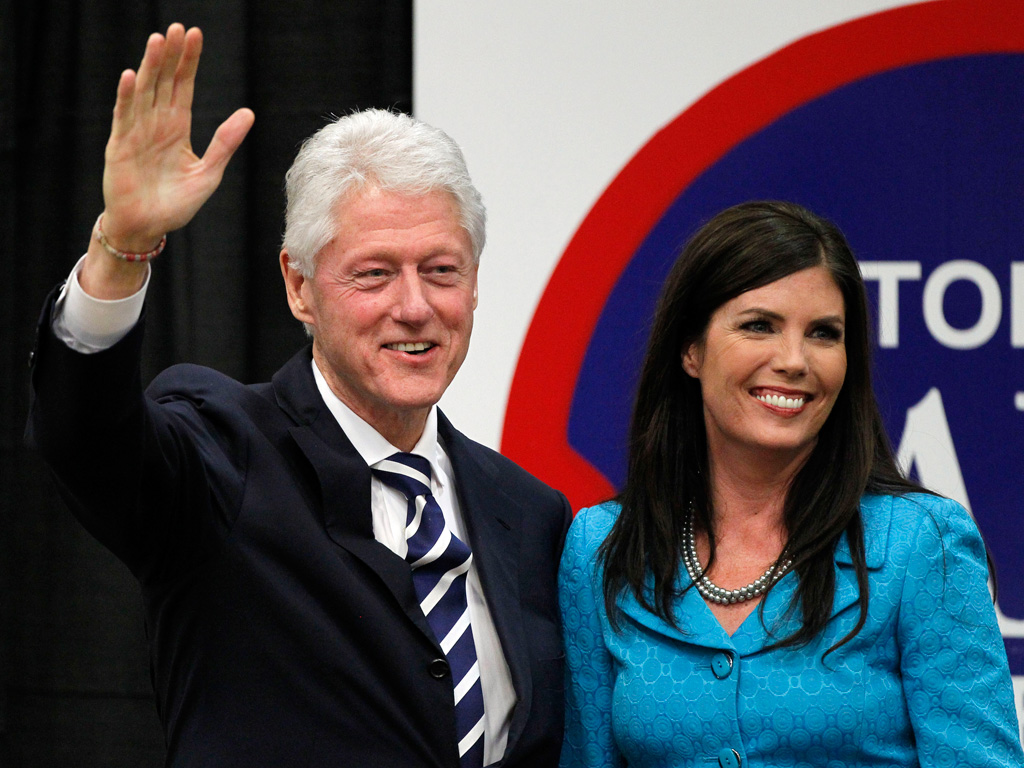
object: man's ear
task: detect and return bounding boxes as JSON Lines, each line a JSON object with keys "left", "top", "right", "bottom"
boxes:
{"left": 280, "top": 249, "right": 315, "bottom": 325}
{"left": 681, "top": 343, "right": 702, "bottom": 378}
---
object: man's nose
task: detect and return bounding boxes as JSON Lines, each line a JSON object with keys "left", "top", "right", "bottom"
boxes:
{"left": 392, "top": 271, "right": 434, "bottom": 325}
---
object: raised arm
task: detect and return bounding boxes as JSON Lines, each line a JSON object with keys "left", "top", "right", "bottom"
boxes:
{"left": 80, "top": 23, "right": 254, "bottom": 299}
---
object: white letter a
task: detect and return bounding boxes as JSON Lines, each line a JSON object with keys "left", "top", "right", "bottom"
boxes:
{"left": 896, "top": 388, "right": 972, "bottom": 512}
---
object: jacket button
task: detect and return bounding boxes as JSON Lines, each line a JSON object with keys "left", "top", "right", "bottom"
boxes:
{"left": 718, "top": 747, "right": 741, "bottom": 768}
{"left": 429, "top": 658, "right": 450, "bottom": 679}
{"left": 711, "top": 651, "right": 734, "bottom": 679}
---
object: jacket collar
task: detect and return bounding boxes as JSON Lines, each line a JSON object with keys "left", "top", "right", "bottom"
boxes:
{"left": 835, "top": 493, "right": 891, "bottom": 569}
{"left": 271, "top": 347, "right": 434, "bottom": 641}
{"left": 615, "top": 495, "right": 893, "bottom": 655}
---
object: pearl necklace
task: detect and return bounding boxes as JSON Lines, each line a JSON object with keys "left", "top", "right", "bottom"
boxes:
{"left": 681, "top": 511, "right": 792, "bottom": 605}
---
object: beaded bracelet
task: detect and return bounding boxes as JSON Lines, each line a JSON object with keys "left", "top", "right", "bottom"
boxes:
{"left": 93, "top": 213, "right": 167, "bottom": 263}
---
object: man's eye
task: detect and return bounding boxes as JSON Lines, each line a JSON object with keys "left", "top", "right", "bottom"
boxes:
{"left": 354, "top": 269, "right": 389, "bottom": 282}
{"left": 426, "top": 265, "right": 461, "bottom": 281}
{"left": 352, "top": 269, "right": 391, "bottom": 288}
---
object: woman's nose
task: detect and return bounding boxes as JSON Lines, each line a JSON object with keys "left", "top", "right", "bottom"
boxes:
{"left": 771, "top": 334, "right": 809, "bottom": 376}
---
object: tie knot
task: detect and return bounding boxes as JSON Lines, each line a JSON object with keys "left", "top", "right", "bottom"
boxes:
{"left": 372, "top": 452, "right": 432, "bottom": 500}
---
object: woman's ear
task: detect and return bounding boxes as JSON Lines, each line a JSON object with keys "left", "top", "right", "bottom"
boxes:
{"left": 681, "top": 344, "right": 702, "bottom": 378}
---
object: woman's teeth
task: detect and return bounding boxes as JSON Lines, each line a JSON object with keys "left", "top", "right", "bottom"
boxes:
{"left": 756, "top": 393, "right": 805, "bottom": 409}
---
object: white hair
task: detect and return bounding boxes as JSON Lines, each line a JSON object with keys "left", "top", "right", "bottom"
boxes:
{"left": 282, "top": 109, "right": 486, "bottom": 277}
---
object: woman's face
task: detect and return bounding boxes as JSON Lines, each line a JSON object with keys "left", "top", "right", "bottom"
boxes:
{"left": 682, "top": 266, "right": 847, "bottom": 467}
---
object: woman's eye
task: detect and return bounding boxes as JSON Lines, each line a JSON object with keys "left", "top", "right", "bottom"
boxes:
{"left": 812, "top": 325, "right": 843, "bottom": 341}
{"left": 742, "top": 320, "right": 773, "bottom": 333}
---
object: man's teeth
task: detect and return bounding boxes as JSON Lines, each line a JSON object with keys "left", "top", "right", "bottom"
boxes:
{"left": 387, "top": 342, "right": 433, "bottom": 353}
{"left": 757, "top": 393, "right": 805, "bottom": 409}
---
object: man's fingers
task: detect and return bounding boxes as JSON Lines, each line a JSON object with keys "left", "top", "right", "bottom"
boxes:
{"left": 102, "top": 26, "right": 252, "bottom": 236}
{"left": 154, "top": 24, "right": 186, "bottom": 107}
{"left": 172, "top": 27, "right": 203, "bottom": 112}
{"left": 202, "top": 108, "right": 255, "bottom": 175}
{"left": 134, "top": 32, "right": 165, "bottom": 109}
{"left": 110, "top": 69, "right": 137, "bottom": 140}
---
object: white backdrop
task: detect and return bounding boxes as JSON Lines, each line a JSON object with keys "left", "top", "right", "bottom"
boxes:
{"left": 415, "top": 0, "right": 1024, "bottom": 741}
{"left": 417, "top": 0, "right": 910, "bottom": 448}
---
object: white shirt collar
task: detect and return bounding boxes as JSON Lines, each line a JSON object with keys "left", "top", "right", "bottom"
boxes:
{"left": 310, "top": 359, "right": 443, "bottom": 486}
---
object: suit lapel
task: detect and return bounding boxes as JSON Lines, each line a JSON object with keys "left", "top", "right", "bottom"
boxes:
{"left": 734, "top": 495, "right": 892, "bottom": 655}
{"left": 729, "top": 570, "right": 800, "bottom": 655}
{"left": 836, "top": 494, "right": 891, "bottom": 571}
{"left": 271, "top": 348, "right": 436, "bottom": 644}
{"left": 437, "top": 413, "right": 532, "bottom": 755}
{"left": 617, "top": 572, "right": 734, "bottom": 650}
{"left": 829, "top": 493, "right": 891, "bottom": 621}
{"left": 271, "top": 357, "right": 554, "bottom": 748}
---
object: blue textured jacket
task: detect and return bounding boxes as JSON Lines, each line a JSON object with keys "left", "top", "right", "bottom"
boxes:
{"left": 559, "top": 494, "right": 1023, "bottom": 767}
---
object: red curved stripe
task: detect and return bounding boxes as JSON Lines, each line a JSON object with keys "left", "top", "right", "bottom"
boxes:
{"left": 501, "top": 0, "right": 1024, "bottom": 512}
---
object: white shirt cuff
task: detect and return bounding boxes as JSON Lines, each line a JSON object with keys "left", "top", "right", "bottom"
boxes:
{"left": 52, "top": 254, "right": 151, "bottom": 353}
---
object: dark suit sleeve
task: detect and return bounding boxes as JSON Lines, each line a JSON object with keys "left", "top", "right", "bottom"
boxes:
{"left": 26, "top": 287, "right": 243, "bottom": 581}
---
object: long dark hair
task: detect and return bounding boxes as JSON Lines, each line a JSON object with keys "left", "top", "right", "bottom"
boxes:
{"left": 600, "top": 200, "right": 924, "bottom": 653}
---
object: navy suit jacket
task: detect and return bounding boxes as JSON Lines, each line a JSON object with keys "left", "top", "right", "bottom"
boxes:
{"left": 28, "top": 291, "right": 572, "bottom": 767}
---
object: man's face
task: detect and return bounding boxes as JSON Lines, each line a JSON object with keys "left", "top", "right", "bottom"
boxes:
{"left": 282, "top": 187, "right": 477, "bottom": 446}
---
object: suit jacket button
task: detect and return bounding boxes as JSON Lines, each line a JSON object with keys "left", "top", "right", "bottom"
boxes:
{"left": 711, "top": 651, "right": 734, "bottom": 679}
{"left": 429, "top": 658, "right": 450, "bottom": 679}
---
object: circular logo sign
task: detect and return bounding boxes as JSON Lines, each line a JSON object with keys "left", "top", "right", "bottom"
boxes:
{"left": 503, "top": 0, "right": 1024, "bottom": 667}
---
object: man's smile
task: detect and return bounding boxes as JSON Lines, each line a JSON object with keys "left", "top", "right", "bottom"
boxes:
{"left": 384, "top": 341, "right": 437, "bottom": 354}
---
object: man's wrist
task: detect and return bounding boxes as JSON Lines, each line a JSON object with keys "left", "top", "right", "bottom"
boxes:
{"left": 53, "top": 254, "right": 149, "bottom": 352}
{"left": 94, "top": 213, "right": 166, "bottom": 262}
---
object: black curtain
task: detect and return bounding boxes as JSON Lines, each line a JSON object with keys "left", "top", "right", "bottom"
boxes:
{"left": 0, "top": 1, "right": 412, "bottom": 765}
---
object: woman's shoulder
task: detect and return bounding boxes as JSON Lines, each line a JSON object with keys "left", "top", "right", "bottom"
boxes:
{"left": 565, "top": 501, "right": 622, "bottom": 554}
{"left": 860, "top": 491, "right": 981, "bottom": 560}
{"left": 861, "top": 491, "right": 973, "bottom": 530}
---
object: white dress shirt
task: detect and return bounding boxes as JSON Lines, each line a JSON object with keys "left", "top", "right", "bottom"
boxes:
{"left": 54, "top": 256, "right": 515, "bottom": 765}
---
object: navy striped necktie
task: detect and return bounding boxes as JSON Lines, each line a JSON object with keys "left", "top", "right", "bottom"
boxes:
{"left": 372, "top": 453, "right": 485, "bottom": 768}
